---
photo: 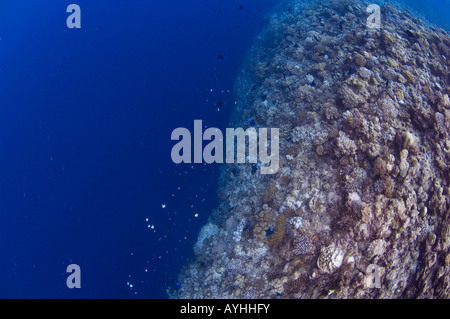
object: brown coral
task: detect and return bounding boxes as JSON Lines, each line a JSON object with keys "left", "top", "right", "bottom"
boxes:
{"left": 171, "top": 0, "right": 450, "bottom": 299}
{"left": 268, "top": 214, "right": 286, "bottom": 248}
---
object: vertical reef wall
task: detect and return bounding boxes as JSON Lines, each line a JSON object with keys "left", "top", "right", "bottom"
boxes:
{"left": 170, "top": 0, "right": 450, "bottom": 298}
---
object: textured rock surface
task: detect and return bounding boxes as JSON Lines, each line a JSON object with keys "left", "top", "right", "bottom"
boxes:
{"left": 170, "top": 0, "right": 450, "bottom": 298}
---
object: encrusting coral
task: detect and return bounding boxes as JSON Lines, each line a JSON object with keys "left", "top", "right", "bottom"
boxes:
{"left": 170, "top": 0, "right": 450, "bottom": 299}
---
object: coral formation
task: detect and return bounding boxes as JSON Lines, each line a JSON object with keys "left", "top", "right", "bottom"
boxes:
{"left": 170, "top": 0, "right": 450, "bottom": 299}
{"left": 267, "top": 214, "right": 286, "bottom": 248}
{"left": 317, "top": 244, "right": 345, "bottom": 274}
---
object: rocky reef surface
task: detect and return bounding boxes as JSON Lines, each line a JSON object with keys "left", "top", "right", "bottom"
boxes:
{"left": 170, "top": 0, "right": 450, "bottom": 298}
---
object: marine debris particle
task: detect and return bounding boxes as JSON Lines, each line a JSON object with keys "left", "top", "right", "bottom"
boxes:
{"left": 242, "top": 221, "right": 253, "bottom": 232}
{"left": 170, "top": 0, "right": 450, "bottom": 299}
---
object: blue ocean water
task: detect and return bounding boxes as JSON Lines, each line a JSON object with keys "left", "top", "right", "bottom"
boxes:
{"left": 0, "top": 0, "right": 448, "bottom": 299}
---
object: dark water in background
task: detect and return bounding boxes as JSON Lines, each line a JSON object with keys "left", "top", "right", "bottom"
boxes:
{"left": 0, "top": 0, "right": 448, "bottom": 298}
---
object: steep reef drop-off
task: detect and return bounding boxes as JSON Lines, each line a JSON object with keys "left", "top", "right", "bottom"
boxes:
{"left": 171, "top": 0, "right": 450, "bottom": 298}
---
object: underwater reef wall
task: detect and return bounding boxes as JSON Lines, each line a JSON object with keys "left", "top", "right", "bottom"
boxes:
{"left": 170, "top": 0, "right": 450, "bottom": 298}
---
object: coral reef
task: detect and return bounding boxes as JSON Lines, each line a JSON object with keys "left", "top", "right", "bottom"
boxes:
{"left": 317, "top": 244, "right": 345, "bottom": 274}
{"left": 170, "top": 0, "right": 450, "bottom": 299}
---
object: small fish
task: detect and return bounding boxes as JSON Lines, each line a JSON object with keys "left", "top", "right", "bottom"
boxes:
{"left": 265, "top": 227, "right": 276, "bottom": 238}
{"left": 237, "top": 5, "right": 243, "bottom": 10}
{"left": 242, "top": 222, "right": 253, "bottom": 232}
{"left": 168, "top": 221, "right": 177, "bottom": 231}
{"left": 247, "top": 119, "right": 255, "bottom": 126}
{"left": 275, "top": 291, "right": 283, "bottom": 297}
{"left": 405, "top": 29, "right": 415, "bottom": 38}
{"left": 213, "top": 101, "right": 226, "bottom": 108}
{"left": 216, "top": 55, "right": 225, "bottom": 60}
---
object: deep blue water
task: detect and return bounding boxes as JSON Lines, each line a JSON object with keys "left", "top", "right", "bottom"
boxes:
{"left": 0, "top": 0, "right": 448, "bottom": 298}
